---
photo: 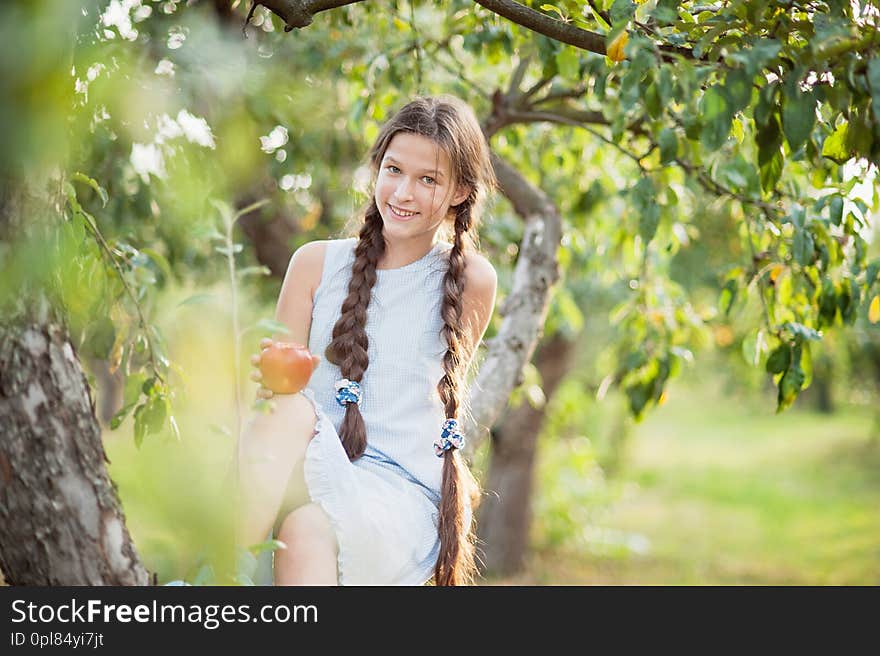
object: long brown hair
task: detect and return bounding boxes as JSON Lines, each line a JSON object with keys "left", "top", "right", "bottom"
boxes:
{"left": 324, "top": 95, "right": 495, "bottom": 585}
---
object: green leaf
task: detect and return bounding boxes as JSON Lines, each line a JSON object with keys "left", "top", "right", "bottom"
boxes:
{"left": 754, "top": 82, "right": 777, "bottom": 127}
{"left": 719, "top": 278, "right": 738, "bottom": 316}
{"left": 821, "top": 121, "right": 851, "bottom": 164}
{"left": 644, "top": 80, "right": 662, "bottom": 118}
{"left": 733, "top": 39, "right": 781, "bottom": 77}
{"left": 866, "top": 259, "right": 880, "bottom": 288}
{"left": 141, "top": 248, "right": 173, "bottom": 284}
{"left": 177, "top": 293, "right": 216, "bottom": 308}
{"left": 700, "top": 86, "right": 733, "bottom": 150}
{"left": 214, "top": 244, "right": 244, "bottom": 256}
{"left": 829, "top": 195, "right": 843, "bottom": 226}
{"left": 72, "top": 172, "right": 109, "bottom": 207}
{"left": 793, "top": 227, "right": 815, "bottom": 266}
{"left": 133, "top": 403, "right": 148, "bottom": 448}
{"left": 777, "top": 364, "right": 805, "bottom": 412}
{"left": 659, "top": 127, "right": 678, "bottom": 164}
{"left": 782, "top": 89, "right": 816, "bottom": 152}
{"left": 766, "top": 345, "right": 791, "bottom": 374}
{"left": 867, "top": 57, "right": 880, "bottom": 125}
{"left": 192, "top": 564, "right": 215, "bottom": 586}
{"left": 237, "top": 265, "right": 272, "bottom": 278}
{"left": 741, "top": 328, "right": 766, "bottom": 367}
{"left": 724, "top": 68, "right": 752, "bottom": 113}
{"left": 839, "top": 278, "right": 860, "bottom": 324}
{"left": 631, "top": 177, "right": 660, "bottom": 245}
{"left": 818, "top": 277, "right": 838, "bottom": 328}
{"left": 210, "top": 199, "right": 235, "bottom": 227}
{"left": 650, "top": 0, "right": 678, "bottom": 25}
{"left": 757, "top": 115, "right": 783, "bottom": 194}
{"left": 82, "top": 316, "right": 116, "bottom": 360}
{"left": 248, "top": 539, "right": 287, "bottom": 556}
{"left": 610, "top": 0, "right": 636, "bottom": 24}
{"left": 800, "top": 342, "right": 813, "bottom": 390}
{"left": 255, "top": 318, "right": 292, "bottom": 335}
{"left": 555, "top": 47, "right": 579, "bottom": 80}
{"left": 782, "top": 321, "right": 821, "bottom": 342}
{"left": 539, "top": 4, "right": 566, "bottom": 21}
{"left": 110, "top": 371, "right": 146, "bottom": 431}
{"left": 759, "top": 149, "right": 783, "bottom": 195}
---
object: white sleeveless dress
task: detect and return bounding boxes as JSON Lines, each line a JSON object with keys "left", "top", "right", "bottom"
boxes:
{"left": 269, "top": 237, "right": 465, "bottom": 585}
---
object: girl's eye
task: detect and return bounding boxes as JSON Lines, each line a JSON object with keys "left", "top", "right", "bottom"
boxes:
{"left": 386, "top": 165, "right": 401, "bottom": 173}
{"left": 422, "top": 176, "right": 436, "bottom": 185}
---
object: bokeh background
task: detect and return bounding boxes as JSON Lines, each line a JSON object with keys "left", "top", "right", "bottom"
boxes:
{"left": 2, "top": 0, "right": 878, "bottom": 585}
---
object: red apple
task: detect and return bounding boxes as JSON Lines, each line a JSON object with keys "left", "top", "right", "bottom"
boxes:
{"left": 259, "top": 342, "right": 318, "bottom": 394}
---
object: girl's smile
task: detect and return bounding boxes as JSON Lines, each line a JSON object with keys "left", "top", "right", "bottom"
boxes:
{"left": 387, "top": 203, "right": 419, "bottom": 220}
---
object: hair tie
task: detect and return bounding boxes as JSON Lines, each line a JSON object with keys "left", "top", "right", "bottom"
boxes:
{"left": 434, "top": 418, "right": 465, "bottom": 457}
{"left": 335, "top": 378, "right": 362, "bottom": 407}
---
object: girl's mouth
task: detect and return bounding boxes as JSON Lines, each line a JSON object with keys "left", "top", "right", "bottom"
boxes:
{"left": 388, "top": 204, "right": 418, "bottom": 220}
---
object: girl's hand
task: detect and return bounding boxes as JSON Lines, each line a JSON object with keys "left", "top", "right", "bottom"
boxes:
{"left": 249, "top": 338, "right": 275, "bottom": 401}
{"left": 250, "top": 338, "right": 321, "bottom": 400}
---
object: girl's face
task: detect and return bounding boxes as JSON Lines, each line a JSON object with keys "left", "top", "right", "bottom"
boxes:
{"left": 374, "top": 132, "right": 470, "bottom": 241}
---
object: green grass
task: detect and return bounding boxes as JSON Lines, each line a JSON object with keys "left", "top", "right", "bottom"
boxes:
{"left": 488, "top": 374, "right": 880, "bottom": 585}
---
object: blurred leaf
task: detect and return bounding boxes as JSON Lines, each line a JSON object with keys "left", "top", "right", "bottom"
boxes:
{"left": 868, "top": 57, "right": 880, "bottom": 124}
{"left": 255, "top": 318, "right": 292, "bottom": 335}
{"left": 556, "top": 47, "right": 579, "bottom": 79}
{"left": 719, "top": 278, "right": 738, "bottom": 316}
{"left": 248, "top": 539, "right": 287, "bottom": 556}
{"left": 821, "top": 122, "right": 850, "bottom": 164}
{"left": 177, "top": 293, "right": 216, "bottom": 308}
{"left": 766, "top": 345, "right": 790, "bottom": 374}
{"left": 781, "top": 89, "right": 816, "bottom": 152}
{"left": 237, "top": 265, "right": 272, "bottom": 278}
{"left": 141, "top": 248, "right": 173, "bottom": 284}
{"left": 700, "top": 86, "right": 733, "bottom": 150}
{"left": 72, "top": 172, "right": 108, "bottom": 208}
{"left": 757, "top": 114, "right": 784, "bottom": 193}
{"left": 869, "top": 295, "right": 880, "bottom": 324}
{"left": 792, "top": 227, "right": 814, "bottom": 266}
{"left": 782, "top": 321, "right": 822, "bottom": 342}
{"left": 659, "top": 127, "right": 677, "bottom": 164}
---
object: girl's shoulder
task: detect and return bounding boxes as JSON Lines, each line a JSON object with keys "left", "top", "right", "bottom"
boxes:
{"left": 291, "top": 239, "right": 353, "bottom": 301}
{"left": 463, "top": 250, "right": 497, "bottom": 289}
{"left": 295, "top": 238, "right": 354, "bottom": 267}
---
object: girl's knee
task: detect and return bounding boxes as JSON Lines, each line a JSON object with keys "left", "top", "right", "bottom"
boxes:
{"left": 244, "top": 392, "right": 318, "bottom": 447}
{"left": 277, "top": 503, "right": 338, "bottom": 554}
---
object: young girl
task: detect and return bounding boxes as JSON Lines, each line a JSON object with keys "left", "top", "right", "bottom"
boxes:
{"left": 238, "top": 95, "right": 498, "bottom": 586}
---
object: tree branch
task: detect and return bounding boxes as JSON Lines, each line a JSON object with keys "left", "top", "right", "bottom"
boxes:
{"left": 249, "top": 0, "right": 362, "bottom": 32}
{"left": 474, "top": 0, "right": 606, "bottom": 55}
{"left": 464, "top": 152, "right": 562, "bottom": 455}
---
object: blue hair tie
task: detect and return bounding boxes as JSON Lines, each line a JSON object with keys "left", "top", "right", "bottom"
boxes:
{"left": 434, "top": 418, "right": 465, "bottom": 457}
{"left": 335, "top": 378, "right": 362, "bottom": 407}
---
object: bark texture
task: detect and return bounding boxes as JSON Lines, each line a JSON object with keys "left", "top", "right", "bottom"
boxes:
{"left": 477, "top": 333, "right": 577, "bottom": 576}
{"left": 463, "top": 152, "right": 562, "bottom": 454}
{"left": 0, "top": 321, "right": 149, "bottom": 585}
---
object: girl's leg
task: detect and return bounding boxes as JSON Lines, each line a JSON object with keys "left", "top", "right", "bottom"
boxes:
{"left": 237, "top": 392, "right": 317, "bottom": 550}
{"left": 274, "top": 503, "right": 339, "bottom": 585}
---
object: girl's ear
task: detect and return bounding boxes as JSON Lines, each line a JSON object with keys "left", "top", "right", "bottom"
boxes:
{"left": 451, "top": 184, "right": 471, "bottom": 208}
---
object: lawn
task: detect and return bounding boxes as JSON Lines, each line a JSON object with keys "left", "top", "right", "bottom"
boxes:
{"left": 487, "top": 373, "right": 880, "bottom": 585}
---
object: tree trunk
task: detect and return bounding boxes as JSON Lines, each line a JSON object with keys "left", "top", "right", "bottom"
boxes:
{"left": 477, "top": 332, "right": 577, "bottom": 577}
{"left": 0, "top": 321, "right": 150, "bottom": 585}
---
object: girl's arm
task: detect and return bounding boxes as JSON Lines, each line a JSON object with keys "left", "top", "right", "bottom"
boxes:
{"left": 460, "top": 252, "right": 498, "bottom": 371}
{"left": 273, "top": 240, "right": 327, "bottom": 345}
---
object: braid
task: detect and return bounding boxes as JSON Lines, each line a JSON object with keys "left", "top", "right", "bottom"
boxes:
{"left": 324, "top": 201, "right": 385, "bottom": 461}
{"left": 434, "top": 202, "right": 481, "bottom": 586}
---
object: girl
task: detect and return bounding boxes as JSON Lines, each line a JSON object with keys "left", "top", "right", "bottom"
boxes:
{"left": 238, "top": 95, "right": 498, "bottom": 586}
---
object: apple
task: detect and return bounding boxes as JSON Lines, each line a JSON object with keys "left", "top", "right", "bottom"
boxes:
{"left": 258, "top": 342, "right": 319, "bottom": 394}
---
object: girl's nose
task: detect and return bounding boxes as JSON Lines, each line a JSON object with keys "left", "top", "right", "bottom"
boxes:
{"left": 395, "top": 178, "right": 415, "bottom": 201}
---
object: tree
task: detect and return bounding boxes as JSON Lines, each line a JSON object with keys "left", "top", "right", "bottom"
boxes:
{"left": 1, "top": 0, "right": 877, "bottom": 583}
